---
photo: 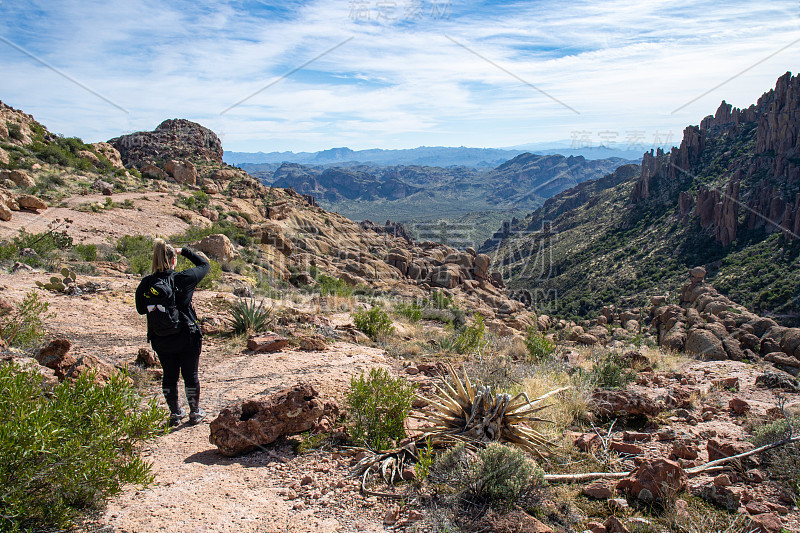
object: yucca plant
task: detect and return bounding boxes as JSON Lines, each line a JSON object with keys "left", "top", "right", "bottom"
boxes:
{"left": 415, "top": 365, "right": 568, "bottom": 458}
{"left": 228, "top": 298, "right": 273, "bottom": 334}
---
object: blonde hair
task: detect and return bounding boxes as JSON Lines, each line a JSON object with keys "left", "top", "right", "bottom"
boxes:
{"left": 152, "top": 238, "right": 177, "bottom": 273}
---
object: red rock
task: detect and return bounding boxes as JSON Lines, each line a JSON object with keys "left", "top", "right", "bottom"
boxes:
{"left": 671, "top": 440, "right": 699, "bottom": 460}
{"left": 609, "top": 441, "right": 643, "bottom": 455}
{"left": 713, "top": 376, "right": 739, "bottom": 390}
{"left": 590, "top": 389, "right": 662, "bottom": 418}
{"left": 582, "top": 481, "right": 614, "bottom": 499}
{"left": 384, "top": 504, "right": 400, "bottom": 526}
{"left": 746, "top": 501, "right": 771, "bottom": 515}
{"left": 247, "top": 334, "right": 289, "bottom": 352}
{"left": 675, "top": 498, "right": 690, "bottom": 521}
{"left": 729, "top": 397, "right": 750, "bottom": 414}
{"left": 707, "top": 439, "right": 754, "bottom": 461}
{"left": 608, "top": 498, "right": 629, "bottom": 512}
{"left": 209, "top": 383, "right": 328, "bottom": 456}
{"left": 574, "top": 432, "right": 601, "bottom": 451}
{"left": 135, "top": 347, "right": 159, "bottom": 368}
{"left": 746, "top": 469, "right": 767, "bottom": 483}
{"left": 479, "top": 509, "right": 553, "bottom": 533}
{"left": 617, "top": 458, "right": 687, "bottom": 502}
{"left": 603, "top": 516, "right": 630, "bottom": 533}
{"left": 713, "top": 474, "right": 732, "bottom": 487}
{"left": 401, "top": 467, "right": 416, "bottom": 480}
{"left": 587, "top": 521, "right": 606, "bottom": 533}
{"left": 407, "top": 509, "right": 424, "bottom": 521}
{"left": 747, "top": 513, "right": 784, "bottom": 533}
{"left": 622, "top": 431, "right": 651, "bottom": 442}
{"left": 405, "top": 366, "right": 420, "bottom": 375}
{"left": 766, "top": 502, "right": 789, "bottom": 515}
{"left": 700, "top": 484, "right": 741, "bottom": 510}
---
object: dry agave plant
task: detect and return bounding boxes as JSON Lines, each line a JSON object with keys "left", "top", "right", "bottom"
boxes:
{"left": 414, "top": 364, "right": 568, "bottom": 458}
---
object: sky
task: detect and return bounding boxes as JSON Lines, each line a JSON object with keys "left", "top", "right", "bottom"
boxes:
{"left": 0, "top": 0, "right": 798, "bottom": 153}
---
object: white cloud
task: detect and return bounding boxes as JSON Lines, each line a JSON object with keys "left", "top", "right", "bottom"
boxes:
{"left": 0, "top": 0, "right": 797, "bottom": 151}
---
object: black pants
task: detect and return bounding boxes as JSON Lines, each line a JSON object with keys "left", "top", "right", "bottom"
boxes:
{"left": 153, "top": 331, "right": 202, "bottom": 414}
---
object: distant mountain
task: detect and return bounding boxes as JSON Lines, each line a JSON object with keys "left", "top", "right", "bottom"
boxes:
{"left": 482, "top": 72, "right": 800, "bottom": 324}
{"left": 225, "top": 146, "right": 525, "bottom": 169}
{"left": 255, "top": 154, "right": 633, "bottom": 229}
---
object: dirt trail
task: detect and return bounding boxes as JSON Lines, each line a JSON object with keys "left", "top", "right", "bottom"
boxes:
{"left": 0, "top": 269, "right": 391, "bottom": 533}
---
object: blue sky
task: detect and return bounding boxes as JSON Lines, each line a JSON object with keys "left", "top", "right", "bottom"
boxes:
{"left": 0, "top": 0, "right": 798, "bottom": 152}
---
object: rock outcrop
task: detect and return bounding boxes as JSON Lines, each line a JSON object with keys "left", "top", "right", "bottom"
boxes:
{"left": 109, "top": 118, "right": 224, "bottom": 168}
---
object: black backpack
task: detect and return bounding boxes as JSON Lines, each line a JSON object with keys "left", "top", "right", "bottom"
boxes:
{"left": 142, "top": 272, "right": 183, "bottom": 337}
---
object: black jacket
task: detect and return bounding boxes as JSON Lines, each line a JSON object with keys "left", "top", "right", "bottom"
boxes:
{"left": 135, "top": 247, "right": 210, "bottom": 350}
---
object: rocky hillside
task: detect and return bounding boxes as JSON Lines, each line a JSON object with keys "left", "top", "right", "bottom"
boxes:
{"left": 483, "top": 72, "right": 800, "bottom": 324}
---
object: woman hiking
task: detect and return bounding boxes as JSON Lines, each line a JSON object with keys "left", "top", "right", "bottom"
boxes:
{"left": 136, "top": 239, "right": 210, "bottom": 427}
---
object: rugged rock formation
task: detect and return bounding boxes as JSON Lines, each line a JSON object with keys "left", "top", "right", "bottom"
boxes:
{"left": 109, "top": 118, "right": 223, "bottom": 168}
{"left": 631, "top": 72, "right": 800, "bottom": 245}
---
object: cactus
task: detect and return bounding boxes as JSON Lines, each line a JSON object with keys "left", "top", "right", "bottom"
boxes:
{"left": 36, "top": 269, "right": 76, "bottom": 293}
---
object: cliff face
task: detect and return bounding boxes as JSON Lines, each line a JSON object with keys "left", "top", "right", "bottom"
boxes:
{"left": 631, "top": 72, "right": 800, "bottom": 246}
{"left": 109, "top": 119, "right": 224, "bottom": 168}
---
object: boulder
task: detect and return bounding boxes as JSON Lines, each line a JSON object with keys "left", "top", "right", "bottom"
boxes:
{"left": 429, "top": 264, "right": 461, "bottom": 289}
{"left": 616, "top": 458, "right": 687, "bottom": 502}
{"left": 0, "top": 200, "right": 11, "bottom": 221}
{"left": 140, "top": 163, "right": 167, "bottom": 179}
{"left": 780, "top": 328, "right": 800, "bottom": 358}
{"left": 35, "top": 338, "right": 118, "bottom": 383}
{"left": 0, "top": 147, "right": 7, "bottom": 166}
{"left": 582, "top": 480, "right": 614, "bottom": 499}
{"left": 91, "top": 142, "right": 124, "bottom": 169}
{"left": 247, "top": 334, "right": 289, "bottom": 352}
{"left": 17, "top": 194, "right": 47, "bottom": 211}
{"left": 135, "top": 347, "right": 159, "bottom": 368}
{"left": 259, "top": 222, "right": 294, "bottom": 255}
{"left": 193, "top": 233, "right": 238, "bottom": 263}
{"left": 208, "top": 383, "right": 327, "bottom": 456}
{"left": 685, "top": 329, "right": 727, "bottom": 360}
{"left": 729, "top": 397, "right": 750, "bottom": 415}
{"left": 473, "top": 254, "right": 490, "bottom": 279}
{"left": 212, "top": 168, "right": 240, "bottom": 180}
{"left": 164, "top": 159, "right": 197, "bottom": 185}
{"left": 2, "top": 169, "right": 35, "bottom": 188}
{"left": 299, "top": 335, "right": 326, "bottom": 351}
{"left": 590, "top": 389, "right": 662, "bottom": 418}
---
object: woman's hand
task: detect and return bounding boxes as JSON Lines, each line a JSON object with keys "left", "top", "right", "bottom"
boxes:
{"left": 176, "top": 247, "right": 183, "bottom": 255}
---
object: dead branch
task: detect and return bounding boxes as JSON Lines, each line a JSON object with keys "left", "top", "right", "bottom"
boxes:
{"left": 544, "top": 435, "right": 800, "bottom": 483}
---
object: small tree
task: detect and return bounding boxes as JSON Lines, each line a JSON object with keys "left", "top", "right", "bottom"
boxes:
{"left": 346, "top": 368, "right": 416, "bottom": 450}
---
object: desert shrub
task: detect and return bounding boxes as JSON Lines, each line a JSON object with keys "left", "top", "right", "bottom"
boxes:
{"left": 73, "top": 243, "right": 97, "bottom": 262}
{"left": 0, "top": 290, "right": 51, "bottom": 349}
{"left": 421, "top": 307, "right": 456, "bottom": 324}
{"left": 395, "top": 301, "right": 423, "bottom": 322}
{"left": 588, "top": 351, "right": 636, "bottom": 389}
{"left": 353, "top": 306, "right": 394, "bottom": 340}
{"left": 750, "top": 416, "right": 800, "bottom": 497}
{"left": 524, "top": 327, "right": 555, "bottom": 361}
{"left": 346, "top": 367, "right": 416, "bottom": 450}
{"left": 177, "top": 190, "right": 210, "bottom": 211}
{"left": 0, "top": 240, "right": 19, "bottom": 260}
{"left": 468, "top": 443, "right": 541, "bottom": 506}
{"left": 414, "top": 439, "right": 435, "bottom": 481}
{"left": 14, "top": 224, "right": 73, "bottom": 257}
{"left": 0, "top": 363, "right": 166, "bottom": 532}
{"left": 316, "top": 274, "right": 352, "bottom": 297}
{"left": 178, "top": 220, "right": 250, "bottom": 247}
{"left": 441, "top": 314, "right": 485, "bottom": 354}
{"left": 228, "top": 298, "right": 273, "bottom": 334}
{"left": 116, "top": 234, "right": 153, "bottom": 275}
{"left": 427, "top": 290, "right": 453, "bottom": 309}
{"left": 7, "top": 122, "right": 23, "bottom": 141}
{"left": 430, "top": 442, "right": 471, "bottom": 485}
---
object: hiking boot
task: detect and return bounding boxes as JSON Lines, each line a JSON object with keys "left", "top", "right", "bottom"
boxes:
{"left": 189, "top": 407, "right": 206, "bottom": 425}
{"left": 169, "top": 408, "right": 186, "bottom": 427}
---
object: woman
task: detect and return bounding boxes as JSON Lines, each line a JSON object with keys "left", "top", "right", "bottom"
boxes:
{"left": 136, "top": 239, "right": 210, "bottom": 426}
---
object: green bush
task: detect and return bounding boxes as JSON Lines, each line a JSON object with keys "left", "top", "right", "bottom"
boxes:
{"left": 750, "top": 416, "right": 800, "bottom": 498}
{"left": 316, "top": 274, "right": 353, "bottom": 297}
{"left": 0, "top": 363, "right": 166, "bottom": 531}
{"left": 394, "top": 301, "right": 423, "bottom": 322}
{"left": 346, "top": 367, "right": 416, "bottom": 450}
{"left": 353, "top": 306, "right": 394, "bottom": 340}
{"left": 7, "top": 122, "right": 23, "bottom": 141}
{"left": 468, "top": 443, "right": 540, "bottom": 506}
{"left": 589, "top": 351, "right": 637, "bottom": 389}
{"left": 116, "top": 234, "right": 153, "bottom": 275}
{"left": 73, "top": 243, "right": 98, "bottom": 262}
{"left": 427, "top": 290, "right": 453, "bottom": 309}
{"left": 524, "top": 327, "right": 555, "bottom": 361}
{"left": 448, "top": 314, "right": 485, "bottom": 354}
{"left": 228, "top": 298, "right": 273, "bottom": 334}
{"left": 421, "top": 307, "right": 456, "bottom": 324}
{"left": 14, "top": 224, "right": 73, "bottom": 256}
{"left": 0, "top": 290, "right": 51, "bottom": 349}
